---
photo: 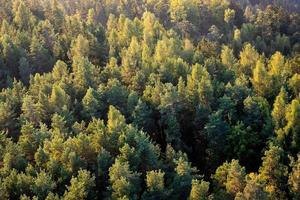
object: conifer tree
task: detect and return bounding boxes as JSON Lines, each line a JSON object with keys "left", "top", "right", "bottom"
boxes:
{"left": 189, "top": 179, "right": 210, "bottom": 200}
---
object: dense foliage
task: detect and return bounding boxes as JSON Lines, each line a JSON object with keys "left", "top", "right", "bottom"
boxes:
{"left": 0, "top": 0, "right": 300, "bottom": 199}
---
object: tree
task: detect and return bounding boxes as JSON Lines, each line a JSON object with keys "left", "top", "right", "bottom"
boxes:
{"left": 251, "top": 58, "right": 271, "bottom": 97}
{"left": 243, "top": 96, "right": 272, "bottom": 138}
{"left": 224, "top": 8, "right": 235, "bottom": 25}
{"left": 63, "top": 170, "right": 96, "bottom": 200}
{"left": 18, "top": 57, "right": 32, "bottom": 84}
{"left": 236, "top": 173, "right": 268, "bottom": 200}
{"left": 13, "top": 1, "right": 33, "bottom": 30}
{"left": 49, "top": 85, "right": 70, "bottom": 114}
{"left": 272, "top": 88, "right": 288, "bottom": 130}
{"left": 87, "top": 8, "right": 96, "bottom": 27}
{"left": 189, "top": 179, "right": 210, "bottom": 200}
{"left": 69, "top": 34, "right": 90, "bottom": 59}
{"left": 106, "top": 105, "right": 126, "bottom": 154}
{"left": 109, "top": 159, "right": 141, "bottom": 200}
{"left": 170, "top": 0, "right": 187, "bottom": 23}
{"left": 255, "top": 5, "right": 288, "bottom": 40}
{"left": 142, "top": 170, "right": 167, "bottom": 199}
{"left": 289, "top": 73, "right": 300, "bottom": 97}
{"left": 221, "top": 45, "right": 237, "bottom": 71}
{"left": 160, "top": 109, "right": 181, "bottom": 148}
{"left": 82, "top": 88, "right": 100, "bottom": 120}
{"left": 52, "top": 60, "right": 69, "bottom": 82}
{"left": 258, "top": 145, "right": 288, "bottom": 199}
{"left": 30, "top": 36, "right": 54, "bottom": 73}
{"left": 1, "top": 35, "right": 21, "bottom": 77}
{"left": 51, "top": 114, "right": 69, "bottom": 137}
{"left": 205, "top": 111, "right": 230, "bottom": 172}
{"left": 186, "top": 64, "right": 212, "bottom": 108}
{"left": 284, "top": 100, "right": 300, "bottom": 152}
{"left": 107, "top": 105, "right": 126, "bottom": 134}
{"left": 71, "top": 56, "right": 97, "bottom": 97}
{"left": 21, "top": 95, "right": 41, "bottom": 125}
{"left": 213, "top": 160, "right": 246, "bottom": 197}
{"left": 240, "top": 23, "right": 257, "bottom": 43}
{"left": 268, "top": 51, "right": 285, "bottom": 78}
{"left": 172, "top": 156, "right": 197, "bottom": 199}
{"left": 0, "top": 101, "right": 16, "bottom": 134}
{"left": 121, "top": 37, "right": 141, "bottom": 86}
{"left": 146, "top": 170, "right": 165, "bottom": 192}
{"left": 289, "top": 154, "right": 300, "bottom": 199}
{"left": 32, "top": 171, "right": 56, "bottom": 199}
{"left": 132, "top": 99, "right": 156, "bottom": 134}
{"left": 239, "top": 43, "right": 259, "bottom": 75}
{"left": 45, "top": 0, "right": 64, "bottom": 31}
{"left": 45, "top": 192, "right": 60, "bottom": 200}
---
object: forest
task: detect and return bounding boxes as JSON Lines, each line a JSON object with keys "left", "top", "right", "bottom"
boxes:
{"left": 0, "top": 0, "right": 300, "bottom": 199}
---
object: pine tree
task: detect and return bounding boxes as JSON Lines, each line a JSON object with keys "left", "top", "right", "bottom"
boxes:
{"left": 121, "top": 36, "right": 141, "bottom": 86}
{"left": 71, "top": 56, "right": 97, "bottom": 97}
{"left": 49, "top": 85, "right": 70, "bottom": 114}
{"left": 272, "top": 88, "right": 288, "bottom": 130}
{"left": 258, "top": 145, "right": 288, "bottom": 199}
{"left": 18, "top": 57, "right": 32, "bottom": 84}
{"left": 63, "top": 170, "right": 96, "bottom": 200}
{"left": 30, "top": 36, "right": 54, "bottom": 73}
{"left": 268, "top": 51, "right": 285, "bottom": 78}
{"left": 284, "top": 100, "right": 300, "bottom": 151}
{"left": 69, "top": 34, "right": 90, "bottom": 59}
{"left": 109, "top": 159, "right": 141, "bottom": 200}
{"left": 189, "top": 179, "right": 210, "bottom": 200}
{"left": 213, "top": 160, "right": 246, "bottom": 197}
{"left": 289, "top": 154, "right": 300, "bottom": 199}
{"left": 32, "top": 171, "right": 56, "bottom": 199}
{"left": 221, "top": 45, "right": 236, "bottom": 70}
{"left": 82, "top": 88, "right": 100, "bottom": 120}
{"left": 236, "top": 173, "right": 268, "bottom": 200}
{"left": 13, "top": 1, "right": 33, "bottom": 30}
{"left": 239, "top": 43, "right": 259, "bottom": 75}
{"left": 289, "top": 73, "right": 300, "bottom": 97}
{"left": 146, "top": 170, "right": 165, "bottom": 192}
{"left": 224, "top": 8, "right": 235, "bottom": 25}
{"left": 251, "top": 58, "right": 271, "bottom": 97}
{"left": 132, "top": 99, "right": 156, "bottom": 134}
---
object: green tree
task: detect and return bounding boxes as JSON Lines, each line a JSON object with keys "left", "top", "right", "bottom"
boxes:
{"left": 142, "top": 169, "right": 167, "bottom": 199}
{"left": 63, "top": 170, "right": 96, "bottom": 200}
{"left": 49, "top": 85, "right": 70, "bottom": 114}
{"left": 284, "top": 100, "right": 300, "bottom": 152}
{"left": 289, "top": 154, "right": 300, "bottom": 200}
{"left": 258, "top": 145, "right": 288, "bottom": 199}
{"left": 221, "top": 45, "right": 237, "bottom": 71}
{"left": 30, "top": 36, "right": 54, "bottom": 73}
{"left": 236, "top": 173, "right": 268, "bottom": 200}
{"left": 213, "top": 159, "right": 246, "bottom": 197}
{"left": 224, "top": 8, "right": 235, "bottom": 25}
{"left": 289, "top": 74, "right": 300, "bottom": 97}
{"left": 272, "top": 88, "right": 288, "bottom": 130}
{"left": 251, "top": 58, "right": 271, "bottom": 97}
{"left": 239, "top": 43, "right": 259, "bottom": 75}
{"left": 13, "top": 1, "right": 34, "bottom": 30}
{"left": 189, "top": 179, "right": 210, "bottom": 200}
{"left": 121, "top": 37, "right": 141, "bottom": 86}
{"left": 109, "top": 159, "right": 141, "bottom": 200}
{"left": 82, "top": 88, "right": 100, "bottom": 120}
{"left": 205, "top": 111, "right": 230, "bottom": 172}
{"left": 69, "top": 34, "right": 90, "bottom": 59}
{"left": 18, "top": 57, "right": 32, "bottom": 84}
{"left": 132, "top": 99, "right": 156, "bottom": 134}
{"left": 32, "top": 171, "right": 56, "bottom": 199}
{"left": 71, "top": 56, "right": 97, "bottom": 97}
